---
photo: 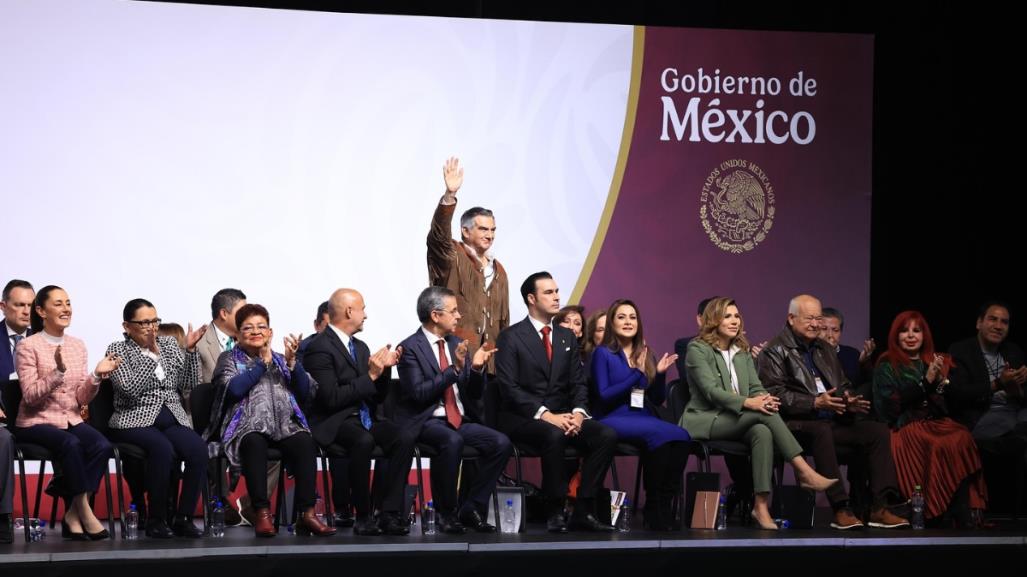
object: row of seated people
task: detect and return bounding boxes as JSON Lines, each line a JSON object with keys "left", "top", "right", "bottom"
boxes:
{"left": 1, "top": 278, "right": 1022, "bottom": 542}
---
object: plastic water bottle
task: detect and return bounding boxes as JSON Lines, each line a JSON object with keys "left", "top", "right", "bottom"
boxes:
{"left": 911, "top": 485, "right": 925, "bottom": 530}
{"left": 125, "top": 504, "right": 139, "bottom": 540}
{"left": 716, "top": 494, "right": 728, "bottom": 530}
{"left": 501, "top": 499, "right": 518, "bottom": 534}
{"left": 210, "top": 500, "right": 226, "bottom": 538}
{"left": 618, "top": 499, "right": 632, "bottom": 532}
{"left": 314, "top": 493, "right": 326, "bottom": 525}
{"left": 423, "top": 500, "right": 436, "bottom": 535}
{"left": 38, "top": 520, "right": 47, "bottom": 539}
{"left": 29, "top": 518, "right": 41, "bottom": 542}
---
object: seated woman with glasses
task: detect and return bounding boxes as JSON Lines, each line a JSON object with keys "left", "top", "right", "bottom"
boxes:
{"left": 104, "top": 298, "right": 209, "bottom": 538}
{"left": 682, "top": 297, "right": 838, "bottom": 530}
{"left": 14, "top": 285, "right": 119, "bottom": 540}
{"left": 205, "top": 304, "right": 334, "bottom": 537}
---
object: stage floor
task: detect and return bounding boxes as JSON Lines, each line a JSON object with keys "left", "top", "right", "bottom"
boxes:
{"left": 3, "top": 516, "right": 1026, "bottom": 575}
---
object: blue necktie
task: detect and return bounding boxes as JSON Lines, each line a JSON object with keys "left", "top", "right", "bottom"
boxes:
{"left": 11, "top": 334, "right": 23, "bottom": 353}
{"left": 349, "top": 338, "right": 373, "bottom": 430}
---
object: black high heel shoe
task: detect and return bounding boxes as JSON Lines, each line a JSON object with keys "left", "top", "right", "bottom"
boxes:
{"left": 61, "top": 520, "right": 88, "bottom": 541}
{"left": 85, "top": 527, "right": 110, "bottom": 540}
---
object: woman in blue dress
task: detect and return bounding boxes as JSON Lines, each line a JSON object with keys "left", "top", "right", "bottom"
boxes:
{"left": 590, "top": 299, "right": 691, "bottom": 530}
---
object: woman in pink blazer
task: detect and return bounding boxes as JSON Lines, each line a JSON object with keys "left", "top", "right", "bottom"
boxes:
{"left": 14, "top": 285, "right": 120, "bottom": 540}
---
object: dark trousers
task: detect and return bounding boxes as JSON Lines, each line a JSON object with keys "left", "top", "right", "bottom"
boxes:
{"left": 502, "top": 416, "right": 617, "bottom": 501}
{"left": 14, "top": 422, "right": 112, "bottom": 499}
{"left": 329, "top": 457, "right": 350, "bottom": 513}
{"left": 238, "top": 432, "right": 317, "bottom": 511}
{"left": 641, "top": 441, "right": 690, "bottom": 502}
{"left": 108, "top": 406, "right": 208, "bottom": 520}
{"left": 787, "top": 419, "right": 900, "bottom": 507}
{"left": 329, "top": 417, "right": 417, "bottom": 514}
{"left": 418, "top": 418, "right": 512, "bottom": 515}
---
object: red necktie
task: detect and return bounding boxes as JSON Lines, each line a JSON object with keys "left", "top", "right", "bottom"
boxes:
{"left": 540, "top": 325, "right": 552, "bottom": 362}
{"left": 437, "top": 339, "right": 462, "bottom": 429}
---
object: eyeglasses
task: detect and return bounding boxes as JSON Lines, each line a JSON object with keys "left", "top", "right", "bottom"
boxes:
{"left": 434, "top": 308, "right": 459, "bottom": 316}
{"left": 239, "top": 324, "right": 270, "bottom": 334}
{"left": 127, "top": 318, "right": 162, "bottom": 327}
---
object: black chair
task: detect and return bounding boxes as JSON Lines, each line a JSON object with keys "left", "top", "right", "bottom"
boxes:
{"left": 89, "top": 379, "right": 210, "bottom": 537}
{"left": 190, "top": 382, "right": 289, "bottom": 530}
{"left": 3, "top": 381, "right": 116, "bottom": 542}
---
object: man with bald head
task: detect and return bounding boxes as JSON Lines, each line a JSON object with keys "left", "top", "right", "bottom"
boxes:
{"left": 759, "top": 295, "right": 907, "bottom": 530}
{"left": 302, "top": 289, "right": 418, "bottom": 535}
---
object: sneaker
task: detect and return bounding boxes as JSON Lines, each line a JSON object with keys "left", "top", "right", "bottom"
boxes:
{"left": 868, "top": 507, "right": 910, "bottom": 529}
{"left": 830, "top": 508, "right": 865, "bottom": 530}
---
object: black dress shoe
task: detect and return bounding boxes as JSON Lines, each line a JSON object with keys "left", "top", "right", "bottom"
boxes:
{"left": 144, "top": 518, "right": 174, "bottom": 539}
{"left": 86, "top": 528, "right": 111, "bottom": 541}
{"left": 333, "top": 509, "right": 355, "bottom": 528}
{"left": 438, "top": 513, "right": 467, "bottom": 535}
{"left": 379, "top": 512, "right": 410, "bottom": 536}
{"left": 569, "top": 513, "right": 615, "bottom": 532}
{"left": 172, "top": 515, "right": 204, "bottom": 538}
{"left": 353, "top": 515, "right": 383, "bottom": 536}
{"left": 546, "top": 511, "right": 568, "bottom": 533}
{"left": 458, "top": 509, "right": 497, "bottom": 533}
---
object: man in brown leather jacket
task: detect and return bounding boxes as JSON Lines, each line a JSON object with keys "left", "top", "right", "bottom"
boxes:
{"left": 758, "top": 294, "right": 908, "bottom": 530}
{"left": 427, "top": 157, "right": 509, "bottom": 371}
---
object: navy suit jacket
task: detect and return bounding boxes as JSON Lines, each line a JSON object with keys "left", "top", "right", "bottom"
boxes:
{"left": 0, "top": 326, "right": 32, "bottom": 412}
{"left": 301, "top": 327, "right": 392, "bottom": 447}
{"left": 495, "top": 317, "right": 589, "bottom": 428}
{"left": 391, "top": 329, "right": 486, "bottom": 429}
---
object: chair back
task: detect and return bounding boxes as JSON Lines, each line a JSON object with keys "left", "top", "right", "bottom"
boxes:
{"left": 190, "top": 382, "right": 215, "bottom": 436}
{"left": 666, "top": 378, "right": 690, "bottom": 424}
{"left": 1, "top": 379, "right": 22, "bottom": 426}
{"left": 87, "top": 379, "right": 116, "bottom": 436}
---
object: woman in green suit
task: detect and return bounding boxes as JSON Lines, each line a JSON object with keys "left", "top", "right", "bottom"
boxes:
{"left": 681, "top": 297, "right": 837, "bottom": 529}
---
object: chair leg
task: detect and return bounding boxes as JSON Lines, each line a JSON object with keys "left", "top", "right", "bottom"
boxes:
{"left": 200, "top": 476, "right": 210, "bottom": 534}
{"left": 491, "top": 484, "right": 501, "bottom": 529}
{"left": 414, "top": 447, "right": 427, "bottom": 516}
{"left": 632, "top": 457, "right": 644, "bottom": 517}
{"left": 16, "top": 452, "right": 31, "bottom": 542}
{"left": 103, "top": 462, "right": 116, "bottom": 535}
{"left": 319, "top": 450, "right": 334, "bottom": 527}
{"left": 33, "top": 460, "right": 46, "bottom": 519}
{"left": 273, "top": 461, "right": 286, "bottom": 531}
{"left": 113, "top": 449, "right": 126, "bottom": 536}
{"left": 610, "top": 458, "right": 621, "bottom": 492}
{"left": 513, "top": 447, "right": 523, "bottom": 486}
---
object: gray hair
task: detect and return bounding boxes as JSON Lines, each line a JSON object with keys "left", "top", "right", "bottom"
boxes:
{"left": 460, "top": 206, "right": 494, "bottom": 230}
{"left": 417, "top": 286, "right": 456, "bottom": 323}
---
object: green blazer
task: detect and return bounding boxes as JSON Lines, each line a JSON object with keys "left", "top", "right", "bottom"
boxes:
{"left": 680, "top": 338, "right": 766, "bottom": 439}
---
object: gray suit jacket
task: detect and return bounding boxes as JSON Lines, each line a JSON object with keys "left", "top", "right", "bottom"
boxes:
{"left": 196, "top": 322, "right": 224, "bottom": 383}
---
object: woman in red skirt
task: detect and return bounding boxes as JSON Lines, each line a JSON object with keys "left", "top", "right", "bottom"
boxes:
{"left": 873, "top": 310, "right": 986, "bottom": 526}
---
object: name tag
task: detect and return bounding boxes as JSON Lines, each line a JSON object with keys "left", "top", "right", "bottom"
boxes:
{"left": 630, "top": 388, "right": 645, "bottom": 409}
{"left": 154, "top": 362, "right": 166, "bottom": 382}
{"left": 814, "top": 376, "right": 826, "bottom": 394}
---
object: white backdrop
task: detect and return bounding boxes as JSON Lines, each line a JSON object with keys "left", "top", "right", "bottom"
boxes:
{"left": 1, "top": 0, "right": 632, "bottom": 359}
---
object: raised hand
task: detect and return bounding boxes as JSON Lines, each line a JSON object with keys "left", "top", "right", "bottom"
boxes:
{"left": 926, "top": 354, "right": 945, "bottom": 383}
{"left": 859, "top": 338, "right": 876, "bottom": 363}
{"left": 632, "top": 346, "right": 649, "bottom": 371}
{"left": 260, "top": 341, "right": 273, "bottom": 364}
{"left": 95, "top": 353, "right": 122, "bottom": 378}
{"left": 54, "top": 345, "right": 66, "bottom": 373}
{"left": 656, "top": 352, "right": 678, "bottom": 374}
{"left": 283, "top": 333, "right": 302, "bottom": 369}
{"left": 442, "top": 156, "right": 464, "bottom": 195}
{"left": 471, "top": 342, "right": 497, "bottom": 371}
{"left": 146, "top": 326, "right": 160, "bottom": 353}
{"left": 750, "top": 341, "right": 768, "bottom": 358}
{"left": 185, "top": 323, "right": 207, "bottom": 352}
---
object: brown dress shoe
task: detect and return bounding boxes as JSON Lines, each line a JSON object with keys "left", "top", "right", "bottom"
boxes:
{"left": 868, "top": 508, "right": 910, "bottom": 529}
{"left": 253, "top": 507, "right": 277, "bottom": 537}
{"left": 830, "top": 508, "right": 865, "bottom": 530}
{"left": 296, "top": 509, "right": 336, "bottom": 536}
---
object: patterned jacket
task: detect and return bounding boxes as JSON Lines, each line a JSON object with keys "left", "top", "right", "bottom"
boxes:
{"left": 105, "top": 335, "right": 199, "bottom": 429}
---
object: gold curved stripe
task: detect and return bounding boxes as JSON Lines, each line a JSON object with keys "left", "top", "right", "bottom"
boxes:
{"left": 568, "top": 25, "right": 645, "bottom": 304}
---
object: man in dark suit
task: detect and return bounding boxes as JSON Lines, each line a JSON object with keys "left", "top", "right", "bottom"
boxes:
{"left": 948, "top": 301, "right": 1027, "bottom": 440}
{"left": 0, "top": 279, "right": 34, "bottom": 544}
{"left": 303, "top": 288, "right": 417, "bottom": 535}
{"left": 495, "top": 272, "right": 617, "bottom": 533}
{"left": 394, "top": 287, "right": 511, "bottom": 533}
{"left": 298, "top": 300, "right": 355, "bottom": 528}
